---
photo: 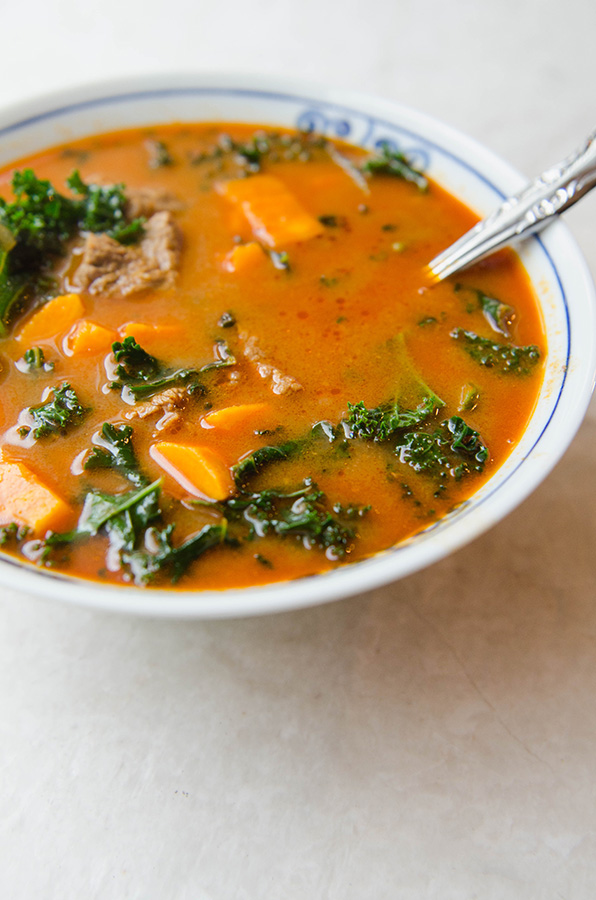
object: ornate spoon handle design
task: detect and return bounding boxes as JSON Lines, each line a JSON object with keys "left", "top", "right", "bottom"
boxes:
{"left": 428, "top": 129, "right": 596, "bottom": 281}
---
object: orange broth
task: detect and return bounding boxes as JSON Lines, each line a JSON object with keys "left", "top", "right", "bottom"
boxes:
{"left": 0, "top": 124, "right": 545, "bottom": 589}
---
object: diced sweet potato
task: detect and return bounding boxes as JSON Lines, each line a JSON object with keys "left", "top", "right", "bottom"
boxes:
{"left": 16, "top": 293, "right": 85, "bottom": 344}
{"left": 218, "top": 175, "right": 324, "bottom": 247}
{"left": 0, "top": 450, "right": 72, "bottom": 535}
{"left": 65, "top": 320, "right": 117, "bottom": 356}
{"left": 223, "top": 242, "right": 265, "bottom": 273}
{"left": 118, "top": 321, "right": 184, "bottom": 351}
{"left": 150, "top": 442, "right": 233, "bottom": 501}
{"left": 202, "top": 402, "right": 270, "bottom": 430}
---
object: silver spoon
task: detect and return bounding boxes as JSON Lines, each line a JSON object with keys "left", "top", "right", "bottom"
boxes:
{"left": 427, "top": 129, "right": 596, "bottom": 282}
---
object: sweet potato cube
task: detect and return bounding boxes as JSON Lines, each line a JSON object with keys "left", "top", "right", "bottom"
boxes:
{"left": 0, "top": 450, "right": 72, "bottom": 536}
{"left": 218, "top": 175, "right": 324, "bottom": 247}
{"left": 223, "top": 242, "right": 265, "bottom": 273}
{"left": 65, "top": 320, "right": 117, "bottom": 356}
{"left": 202, "top": 403, "right": 270, "bottom": 431}
{"left": 118, "top": 321, "right": 184, "bottom": 351}
{"left": 150, "top": 442, "right": 233, "bottom": 501}
{"left": 16, "top": 293, "right": 85, "bottom": 344}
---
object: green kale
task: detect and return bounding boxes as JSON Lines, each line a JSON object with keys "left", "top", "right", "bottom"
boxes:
{"left": 28, "top": 382, "right": 88, "bottom": 438}
{"left": 226, "top": 481, "right": 367, "bottom": 560}
{"left": 361, "top": 142, "right": 428, "bottom": 191}
{"left": 122, "top": 521, "right": 227, "bottom": 585}
{"left": 84, "top": 422, "right": 148, "bottom": 488}
{"left": 21, "top": 346, "right": 53, "bottom": 373}
{"left": 46, "top": 479, "right": 162, "bottom": 563}
{"left": 395, "top": 416, "right": 488, "bottom": 486}
{"left": 110, "top": 337, "right": 234, "bottom": 403}
{"left": 451, "top": 328, "right": 541, "bottom": 375}
{"left": 111, "top": 336, "right": 160, "bottom": 383}
{"left": 455, "top": 284, "right": 515, "bottom": 337}
{"left": 346, "top": 395, "right": 440, "bottom": 441}
{"left": 66, "top": 170, "right": 145, "bottom": 243}
{"left": 232, "top": 440, "right": 303, "bottom": 489}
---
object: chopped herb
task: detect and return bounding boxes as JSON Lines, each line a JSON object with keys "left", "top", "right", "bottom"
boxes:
{"left": 319, "top": 215, "right": 347, "bottom": 228}
{"left": 254, "top": 553, "right": 273, "bottom": 568}
{"left": 361, "top": 143, "right": 428, "bottom": 191}
{"left": 320, "top": 275, "right": 339, "bottom": 288}
{"left": 451, "top": 328, "right": 541, "bottom": 375}
{"left": 381, "top": 223, "right": 397, "bottom": 232}
{"left": 145, "top": 139, "right": 174, "bottom": 168}
{"left": 270, "top": 250, "right": 290, "bottom": 271}
{"left": 418, "top": 316, "right": 438, "bottom": 327}
{"left": 0, "top": 522, "right": 30, "bottom": 545}
{"left": 218, "top": 311, "right": 236, "bottom": 328}
{"left": 28, "top": 382, "right": 88, "bottom": 438}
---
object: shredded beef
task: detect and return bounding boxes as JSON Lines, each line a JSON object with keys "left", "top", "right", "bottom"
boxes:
{"left": 74, "top": 211, "right": 181, "bottom": 296}
{"left": 124, "top": 386, "right": 189, "bottom": 432}
{"left": 239, "top": 332, "right": 303, "bottom": 395}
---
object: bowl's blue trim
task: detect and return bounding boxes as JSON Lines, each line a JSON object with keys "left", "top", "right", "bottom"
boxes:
{"left": 0, "top": 86, "right": 516, "bottom": 200}
{"left": 0, "top": 84, "right": 572, "bottom": 582}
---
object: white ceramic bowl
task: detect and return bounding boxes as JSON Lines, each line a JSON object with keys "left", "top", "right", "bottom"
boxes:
{"left": 0, "top": 73, "right": 594, "bottom": 617}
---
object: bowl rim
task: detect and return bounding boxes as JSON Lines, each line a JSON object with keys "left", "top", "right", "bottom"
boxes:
{"left": 0, "top": 72, "right": 594, "bottom": 618}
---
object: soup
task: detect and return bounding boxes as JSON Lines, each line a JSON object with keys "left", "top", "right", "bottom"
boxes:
{"left": 0, "top": 124, "right": 544, "bottom": 589}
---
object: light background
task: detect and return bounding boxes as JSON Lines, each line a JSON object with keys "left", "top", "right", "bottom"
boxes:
{"left": 1, "top": 1, "right": 596, "bottom": 898}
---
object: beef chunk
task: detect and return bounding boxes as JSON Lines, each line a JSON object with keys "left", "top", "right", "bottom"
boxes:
{"left": 74, "top": 211, "right": 181, "bottom": 296}
{"left": 125, "top": 187, "right": 184, "bottom": 220}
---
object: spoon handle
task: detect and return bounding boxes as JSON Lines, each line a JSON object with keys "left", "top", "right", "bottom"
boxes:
{"left": 428, "top": 129, "right": 596, "bottom": 281}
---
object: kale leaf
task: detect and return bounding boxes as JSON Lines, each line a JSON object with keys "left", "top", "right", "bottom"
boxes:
{"left": 66, "top": 170, "right": 144, "bottom": 243}
{"left": 46, "top": 479, "right": 163, "bottom": 561}
{"left": 122, "top": 521, "right": 227, "bottom": 584}
{"left": 346, "top": 395, "right": 440, "bottom": 441}
{"left": 22, "top": 346, "right": 53, "bottom": 373}
{"left": 226, "top": 481, "right": 367, "bottom": 560}
{"left": 455, "top": 284, "right": 515, "bottom": 337}
{"left": 232, "top": 440, "right": 303, "bottom": 489}
{"left": 111, "top": 336, "right": 160, "bottom": 383}
{"left": 84, "top": 422, "right": 148, "bottom": 488}
{"left": 451, "top": 328, "right": 541, "bottom": 375}
{"left": 109, "top": 337, "right": 235, "bottom": 403}
{"left": 28, "top": 382, "right": 88, "bottom": 438}
{"left": 395, "top": 416, "right": 488, "bottom": 485}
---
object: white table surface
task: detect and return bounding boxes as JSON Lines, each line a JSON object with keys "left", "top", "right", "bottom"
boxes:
{"left": 1, "top": 2, "right": 596, "bottom": 897}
